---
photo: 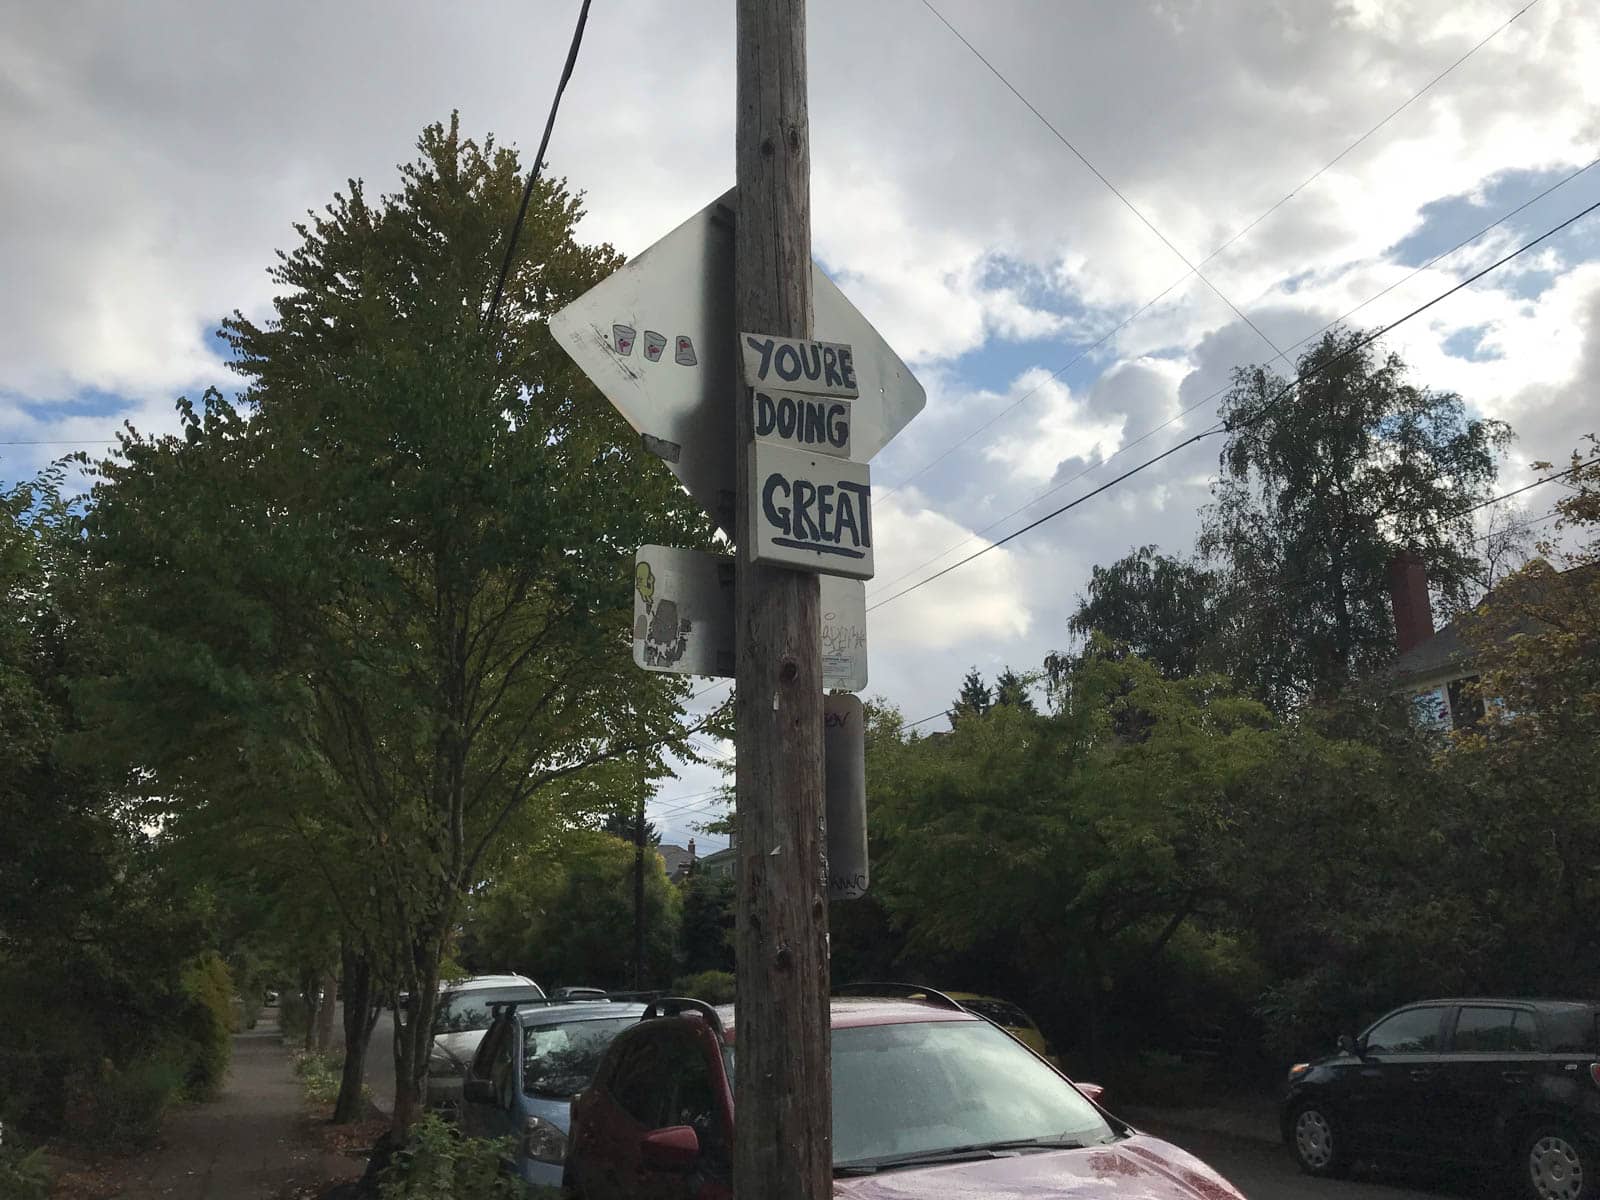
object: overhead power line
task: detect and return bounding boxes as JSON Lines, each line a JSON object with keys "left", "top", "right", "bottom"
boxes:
{"left": 889, "top": 0, "right": 1545, "bottom": 500}
{"left": 865, "top": 196, "right": 1600, "bottom": 614}
{"left": 867, "top": 154, "right": 1600, "bottom": 603}
{"left": 917, "top": 0, "right": 1285, "bottom": 363}
{"left": 482, "top": 0, "right": 594, "bottom": 336}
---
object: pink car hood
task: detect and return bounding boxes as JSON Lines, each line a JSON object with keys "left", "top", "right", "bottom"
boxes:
{"left": 833, "top": 1134, "right": 1248, "bottom": 1200}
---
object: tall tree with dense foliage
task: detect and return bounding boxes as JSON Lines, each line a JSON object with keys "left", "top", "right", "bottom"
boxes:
{"left": 1200, "top": 327, "right": 1508, "bottom": 709}
{"left": 87, "top": 117, "right": 713, "bottom": 1128}
{"left": 0, "top": 467, "right": 226, "bottom": 1144}
{"left": 1065, "top": 545, "right": 1223, "bottom": 679}
{"left": 949, "top": 667, "right": 992, "bottom": 724}
{"left": 871, "top": 654, "right": 1277, "bottom": 1067}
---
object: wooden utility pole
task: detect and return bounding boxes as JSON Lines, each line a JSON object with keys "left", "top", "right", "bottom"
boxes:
{"left": 733, "top": 0, "right": 831, "bottom": 1197}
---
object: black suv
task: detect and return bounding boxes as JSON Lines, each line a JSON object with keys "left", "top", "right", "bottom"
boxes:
{"left": 1282, "top": 998, "right": 1600, "bottom": 1199}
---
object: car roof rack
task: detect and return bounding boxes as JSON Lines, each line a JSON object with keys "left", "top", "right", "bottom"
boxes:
{"left": 643, "top": 996, "right": 726, "bottom": 1034}
{"left": 831, "top": 982, "right": 967, "bottom": 1012}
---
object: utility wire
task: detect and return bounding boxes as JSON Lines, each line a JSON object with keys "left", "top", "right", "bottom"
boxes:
{"left": 482, "top": 0, "right": 593, "bottom": 336}
{"left": 867, "top": 154, "right": 1600, "bottom": 601}
{"left": 866, "top": 197, "right": 1600, "bottom": 614}
{"left": 888, "top": 0, "right": 1545, "bottom": 499}
{"left": 918, "top": 0, "right": 1285, "bottom": 362}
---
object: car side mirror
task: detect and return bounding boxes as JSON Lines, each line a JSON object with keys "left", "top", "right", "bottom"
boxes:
{"left": 1077, "top": 1082, "right": 1105, "bottom": 1104}
{"left": 462, "top": 1078, "right": 494, "bottom": 1105}
{"left": 640, "top": 1125, "right": 701, "bottom": 1172}
{"left": 1337, "top": 1034, "right": 1362, "bottom": 1058}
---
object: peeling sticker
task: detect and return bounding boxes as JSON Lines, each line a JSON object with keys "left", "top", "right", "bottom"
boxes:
{"left": 769, "top": 844, "right": 783, "bottom": 856}
{"left": 772, "top": 691, "right": 780, "bottom": 711}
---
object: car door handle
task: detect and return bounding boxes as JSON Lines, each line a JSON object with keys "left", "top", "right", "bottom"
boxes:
{"left": 1501, "top": 1070, "right": 1531, "bottom": 1083}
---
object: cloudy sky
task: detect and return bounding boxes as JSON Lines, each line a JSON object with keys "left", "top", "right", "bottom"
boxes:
{"left": 5, "top": 0, "right": 1598, "bottom": 849}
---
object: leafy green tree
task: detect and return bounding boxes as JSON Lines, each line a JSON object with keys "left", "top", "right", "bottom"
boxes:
{"left": 1200, "top": 327, "right": 1509, "bottom": 709}
{"left": 86, "top": 117, "right": 714, "bottom": 1128}
{"left": 949, "top": 668, "right": 991, "bottom": 725}
{"left": 679, "top": 870, "right": 736, "bottom": 975}
{"left": 1065, "top": 546, "right": 1223, "bottom": 679}
{"left": 871, "top": 655, "right": 1275, "bottom": 1068}
{"left": 0, "top": 467, "right": 219, "bottom": 1142}
{"left": 462, "top": 832, "right": 680, "bottom": 988}
{"left": 992, "top": 666, "right": 1036, "bottom": 713}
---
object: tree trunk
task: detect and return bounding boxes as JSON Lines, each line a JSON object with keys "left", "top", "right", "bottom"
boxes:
{"left": 299, "top": 966, "right": 321, "bottom": 1053}
{"left": 333, "top": 940, "right": 379, "bottom": 1124}
{"left": 315, "top": 967, "right": 338, "bottom": 1052}
{"left": 391, "top": 928, "right": 446, "bottom": 1132}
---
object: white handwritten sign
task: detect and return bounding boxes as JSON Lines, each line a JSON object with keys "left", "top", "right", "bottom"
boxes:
{"left": 749, "top": 442, "right": 873, "bottom": 579}
{"left": 740, "top": 333, "right": 859, "bottom": 398}
{"left": 752, "top": 388, "right": 852, "bottom": 459}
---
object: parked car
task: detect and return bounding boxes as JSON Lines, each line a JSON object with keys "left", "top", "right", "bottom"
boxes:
{"left": 1282, "top": 997, "right": 1600, "bottom": 1198}
{"left": 945, "top": 990, "right": 1062, "bottom": 1068}
{"left": 564, "top": 986, "right": 1245, "bottom": 1199}
{"left": 459, "top": 999, "right": 644, "bottom": 1188}
{"left": 426, "top": 973, "right": 545, "bottom": 1113}
{"left": 552, "top": 987, "right": 611, "bottom": 1002}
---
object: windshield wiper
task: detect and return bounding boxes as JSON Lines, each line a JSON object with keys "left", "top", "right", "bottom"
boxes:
{"left": 834, "top": 1136, "right": 1092, "bottom": 1176}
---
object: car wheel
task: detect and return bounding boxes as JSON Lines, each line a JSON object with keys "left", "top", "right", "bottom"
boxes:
{"left": 1520, "top": 1125, "right": 1594, "bottom": 1200}
{"left": 1290, "top": 1103, "right": 1348, "bottom": 1178}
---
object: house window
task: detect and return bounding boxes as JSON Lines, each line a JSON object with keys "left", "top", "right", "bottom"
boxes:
{"left": 1411, "top": 686, "right": 1450, "bottom": 731}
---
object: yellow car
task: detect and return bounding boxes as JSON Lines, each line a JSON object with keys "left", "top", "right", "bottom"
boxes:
{"left": 946, "top": 992, "right": 1061, "bottom": 1069}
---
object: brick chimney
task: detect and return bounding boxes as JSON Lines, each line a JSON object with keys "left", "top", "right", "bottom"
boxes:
{"left": 687, "top": 837, "right": 696, "bottom": 861}
{"left": 1388, "top": 549, "right": 1435, "bottom": 655}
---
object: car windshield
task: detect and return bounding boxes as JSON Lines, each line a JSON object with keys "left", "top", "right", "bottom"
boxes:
{"left": 523, "top": 1016, "right": 640, "bottom": 1097}
{"left": 722, "top": 1019, "right": 1111, "bottom": 1168}
{"left": 433, "top": 987, "right": 542, "bottom": 1035}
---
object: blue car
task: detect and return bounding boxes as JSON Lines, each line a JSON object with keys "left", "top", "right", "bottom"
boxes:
{"left": 459, "top": 999, "right": 643, "bottom": 1189}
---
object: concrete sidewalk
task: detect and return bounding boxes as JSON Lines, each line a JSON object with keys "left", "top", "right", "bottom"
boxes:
{"left": 111, "top": 1014, "right": 355, "bottom": 1199}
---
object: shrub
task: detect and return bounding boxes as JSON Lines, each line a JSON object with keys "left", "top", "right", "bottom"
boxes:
{"left": 291, "top": 1051, "right": 343, "bottom": 1106}
{"left": 670, "top": 969, "right": 735, "bottom": 1004}
{"left": 379, "top": 1114, "right": 558, "bottom": 1199}
{"left": 0, "top": 1129, "right": 51, "bottom": 1200}
{"left": 279, "top": 991, "right": 312, "bottom": 1042}
{"left": 87, "top": 1057, "right": 185, "bottom": 1151}
{"left": 178, "top": 952, "right": 234, "bottom": 1099}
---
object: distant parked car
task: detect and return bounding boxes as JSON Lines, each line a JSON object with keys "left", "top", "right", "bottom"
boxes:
{"left": 551, "top": 987, "right": 610, "bottom": 1002}
{"left": 426, "top": 974, "right": 545, "bottom": 1113}
{"left": 460, "top": 1000, "right": 643, "bottom": 1189}
{"left": 946, "top": 991, "right": 1062, "bottom": 1068}
{"left": 1282, "top": 997, "right": 1600, "bottom": 1199}
{"left": 564, "top": 987, "right": 1242, "bottom": 1200}
{"left": 263, "top": 988, "right": 280, "bottom": 1006}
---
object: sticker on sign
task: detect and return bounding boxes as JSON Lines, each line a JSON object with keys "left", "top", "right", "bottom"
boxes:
{"left": 750, "top": 442, "right": 873, "bottom": 579}
{"left": 632, "top": 545, "right": 867, "bottom": 690}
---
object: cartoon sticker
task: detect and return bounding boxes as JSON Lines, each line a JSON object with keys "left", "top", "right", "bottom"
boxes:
{"left": 643, "top": 331, "right": 666, "bottom": 362}
{"left": 674, "top": 335, "right": 698, "bottom": 366}
{"left": 612, "top": 324, "right": 636, "bottom": 356}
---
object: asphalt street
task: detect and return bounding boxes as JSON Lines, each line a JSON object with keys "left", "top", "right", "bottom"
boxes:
{"left": 1135, "top": 1122, "right": 1498, "bottom": 1200}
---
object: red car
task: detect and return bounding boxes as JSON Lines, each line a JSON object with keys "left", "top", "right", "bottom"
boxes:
{"left": 564, "top": 987, "right": 1248, "bottom": 1199}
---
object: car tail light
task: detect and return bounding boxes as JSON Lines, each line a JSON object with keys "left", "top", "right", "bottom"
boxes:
{"left": 1590, "top": 1063, "right": 1600, "bottom": 1089}
{"left": 524, "top": 1115, "right": 568, "bottom": 1164}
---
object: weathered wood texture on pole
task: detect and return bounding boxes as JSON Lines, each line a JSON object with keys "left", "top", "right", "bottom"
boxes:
{"left": 733, "top": 0, "right": 831, "bottom": 1197}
